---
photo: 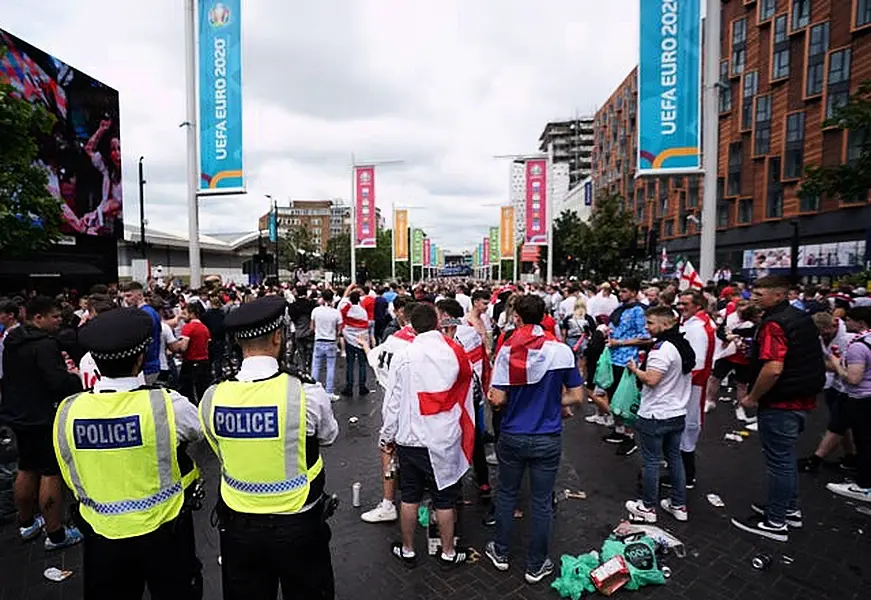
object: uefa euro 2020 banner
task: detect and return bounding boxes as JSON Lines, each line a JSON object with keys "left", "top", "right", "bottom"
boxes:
{"left": 637, "top": 0, "right": 701, "bottom": 175}
{"left": 198, "top": 0, "right": 244, "bottom": 193}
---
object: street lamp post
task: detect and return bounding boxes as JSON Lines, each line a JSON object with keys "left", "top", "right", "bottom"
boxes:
{"left": 138, "top": 156, "right": 147, "bottom": 259}
{"left": 266, "top": 194, "right": 279, "bottom": 280}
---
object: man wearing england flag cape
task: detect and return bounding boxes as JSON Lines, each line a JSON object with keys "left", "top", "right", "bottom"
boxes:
{"left": 379, "top": 303, "right": 475, "bottom": 569}
{"left": 483, "top": 295, "right": 585, "bottom": 584}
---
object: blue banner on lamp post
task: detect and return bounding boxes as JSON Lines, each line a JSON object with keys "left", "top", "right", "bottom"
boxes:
{"left": 637, "top": 0, "right": 701, "bottom": 175}
{"left": 198, "top": 0, "right": 244, "bottom": 194}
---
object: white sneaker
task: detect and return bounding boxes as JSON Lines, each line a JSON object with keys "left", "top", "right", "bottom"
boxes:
{"left": 660, "top": 498, "right": 688, "bottom": 522}
{"left": 584, "top": 414, "right": 603, "bottom": 424}
{"left": 328, "top": 393, "right": 340, "bottom": 402}
{"left": 735, "top": 406, "right": 749, "bottom": 422}
{"left": 826, "top": 482, "right": 871, "bottom": 503}
{"left": 625, "top": 499, "right": 657, "bottom": 523}
{"left": 602, "top": 414, "right": 614, "bottom": 427}
{"left": 704, "top": 400, "right": 716, "bottom": 413}
{"left": 361, "top": 500, "right": 398, "bottom": 523}
{"left": 745, "top": 422, "right": 758, "bottom": 431}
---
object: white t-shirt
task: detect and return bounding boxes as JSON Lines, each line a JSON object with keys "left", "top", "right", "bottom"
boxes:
{"left": 557, "top": 295, "right": 577, "bottom": 321}
{"left": 680, "top": 315, "right": 710, "bottom": 375}
{"left": 587, "top": 293, "right": 619, "bottom": 319}
{"left": 824, "top": 319, "right": 850, "bottom": 390}
{"left": 79, "top": 352, "right": 101, "bottom": 390}
{"left": 160, "top": 322, "right": 179, "bottom": 371}
{"left": 637, "top": 340, "right": 692, "bottom": 420}
{"left": 455, "top": 294, "right": 472, "bottom": 315}
{"left": 311, "top": 305, "right": 342, "bottom": 341}
{"left": 367, "top": 325, "right": 415, "bottom": 388}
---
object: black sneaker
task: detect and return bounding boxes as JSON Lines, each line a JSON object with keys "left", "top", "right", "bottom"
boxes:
{"left": 358, "top": 386, "right": 371, "bottom": 396}
{"left": 616, "top": 439, "right": 638, "bottom": 456}
{"left": 661, "top": 476, "right": 696, "bottom": 490}
{"left": 482, "top": 505, "right": 496, "bottom": 527}
{"left": 438, "top": 547, "right": 469, "bottom": 571}
{"left": 840, "top": 454, "right": 858, "bottom": 471}
{"left": 750, "top": 503, "right": 803, "bottom": 528}
{"left": 340, "top": 387, "right": 354, "bottom": 397}
{"left": 797, "top": 456, "right": 821, "bottom": 473}
{"left": 525, "top": 558, "right": 555, "bottom": 584}
{"left": 603, "top": 431, "right": 628, "bottom": 444}
{"left": 730, "top": 515, "right": 789, "bottom": 542}
{"left": 390, "top": 542, "right": 417, "bottom": 568}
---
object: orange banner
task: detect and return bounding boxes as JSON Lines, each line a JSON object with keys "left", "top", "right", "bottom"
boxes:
{"left": 500, "top": 206, "right": 515, "bottom": 259}
{"left": 393, "top": 209, "right": 408, "bottom": 261}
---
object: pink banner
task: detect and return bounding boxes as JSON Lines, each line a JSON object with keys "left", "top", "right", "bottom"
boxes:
{"left": 423, "top": 237, "right": 431, "bottom": 265}
{"left": 483, "top": 236, "right": 490, "bottom": 266}
{"left": 525, "top": 159, "right": 547, "bottom": 245}
{"left": 355, "top": 166, "right": 376, "bottom": 248}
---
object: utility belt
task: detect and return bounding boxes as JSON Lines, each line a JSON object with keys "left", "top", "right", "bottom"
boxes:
{"left": 213, "top": 492, "right": 339, "bottom": 529}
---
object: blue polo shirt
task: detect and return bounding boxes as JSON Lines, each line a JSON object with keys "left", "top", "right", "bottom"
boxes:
{"left": 140, "top": 304, "right": 162, "bottom": 376}
{"left": 495, "top": 367, "right": 583, "bottom": 435}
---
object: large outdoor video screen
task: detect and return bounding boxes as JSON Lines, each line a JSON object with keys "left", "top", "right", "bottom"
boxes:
{"left": 1, "top": 29, "right": 122, "bottom": 237}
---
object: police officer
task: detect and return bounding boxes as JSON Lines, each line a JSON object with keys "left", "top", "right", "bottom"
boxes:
{"left": 52, "top": 307, "right": 204, "bottom": 600}
{"left": 200, "top": 295, "right": 339, "bottom": 600}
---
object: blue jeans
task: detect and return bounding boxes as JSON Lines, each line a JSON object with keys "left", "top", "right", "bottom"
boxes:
{"left": 311, "top": 341, "right": 337, "bottom": 394}
{"left": 344, "top": 345, "right": 367, "bottom": 390}
{"left": 494, "top": 433, "right": 561, "bottom": 572}
{"left": 634, "top": 415, "right": 686, "bottom": 508}
{"left": 758, "top": 409, "right": 806, "bottom": 525}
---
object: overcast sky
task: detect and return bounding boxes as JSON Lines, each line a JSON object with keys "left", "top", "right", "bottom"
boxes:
{"left": 3, "top": 0, "right": 638, "bottom": 251}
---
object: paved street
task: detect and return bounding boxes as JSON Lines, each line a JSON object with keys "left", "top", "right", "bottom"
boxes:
{"left": 2, "top": 363, "right": 870, "bottom": 600}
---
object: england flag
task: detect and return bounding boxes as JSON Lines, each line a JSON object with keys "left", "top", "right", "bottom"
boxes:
{"left": 679, "top": 260, "right": 704, "bottom": 291}
{"left": 491, "top": 324, "right": 575, "bottom": 387}
{"left": 407, "top": 331, "right": 476, "bottom": 490}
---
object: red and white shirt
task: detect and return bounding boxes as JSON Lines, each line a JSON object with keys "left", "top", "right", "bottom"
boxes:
{"left": 339, "top": 300, "right": 370, "bottom": 348}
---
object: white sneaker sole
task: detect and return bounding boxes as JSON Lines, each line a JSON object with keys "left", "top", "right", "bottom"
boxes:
{"left": 625, "top": 501, "right": 657, "bottom": 523}
{"left": 730, "top": 518, "right": 788, "bottom": 542}
{"left": 826, "top": 483, "right": 871, "bottom": 503}
{"left": 660, "top": 500, "right": 688, "bottom": 522}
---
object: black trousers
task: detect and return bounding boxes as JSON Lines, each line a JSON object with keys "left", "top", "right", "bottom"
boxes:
{"left": 179, "top": 360, "right": 212, "bottom": 405}
{"left": 220, "top": 507, "right": 334, "bottom": 600}
{"left": 848, "top": 397, "right": 871, "bottom": 488}
{"left": 79, "top": 510, "right": 202, "bottom": 600}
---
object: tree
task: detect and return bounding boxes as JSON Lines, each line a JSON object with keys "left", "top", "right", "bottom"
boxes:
{"left": 554, "top": 193, "right": 634, "bottom": 279}
{"left": 0, "top": 79, "right": 64, "bottom": 255}
{"left": 325, "top": 228, "right": 395, "bottom": 282}
{"left": 552, "top": 210, "right": 587, "bottom": 277}
{"left": 281, "top": 226, "right": 321, "bottom": 271}
{"left": 801, "top": 80, "right": 871, "bottom": 204}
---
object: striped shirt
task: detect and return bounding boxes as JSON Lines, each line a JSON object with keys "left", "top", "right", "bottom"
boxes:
{"left": 339, "top": 300, "right": 369, "bottom": 348}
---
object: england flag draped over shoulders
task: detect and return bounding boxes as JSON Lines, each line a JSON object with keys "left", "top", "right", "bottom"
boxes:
{"left": 408, "top": 330, "right": 476, "bottom": 490}
{"left": 492, "top": 324, "right": 575, "bottom": 387}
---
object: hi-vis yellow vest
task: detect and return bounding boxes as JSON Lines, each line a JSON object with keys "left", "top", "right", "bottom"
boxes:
{"left": 199, "top": 374, "right": 323, "bottom": 514}
{"left": 53, "top": 389, "right": 187, "bottom": 540}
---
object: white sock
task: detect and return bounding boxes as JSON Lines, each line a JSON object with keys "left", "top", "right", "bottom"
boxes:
{"left": 381, "top": 498, "right": 394, "bottom": 508}
{"left": 402, "top": 546, "right": 415, "bottom": 558}
{"left": 441, "top": 549, "right": 456, "bottom": 560}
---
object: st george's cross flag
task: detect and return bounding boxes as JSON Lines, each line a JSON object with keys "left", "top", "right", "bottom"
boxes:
{"left": 408, "top": 330, "right": 476, "bottom": 490}
{"left": 679, "top": 260, "right": 704, "bottom": 291}
{"left": 491, "top": 324, "right": 575, "bottom": 387}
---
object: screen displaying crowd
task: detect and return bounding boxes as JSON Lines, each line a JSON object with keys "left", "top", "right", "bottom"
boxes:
{"left": 0, "top": 29, "right": 122, "bottom": 237}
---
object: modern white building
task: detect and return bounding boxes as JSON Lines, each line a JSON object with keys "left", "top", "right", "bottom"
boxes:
{"left": 555, "top": 177, "right": 594, "bottom": 222}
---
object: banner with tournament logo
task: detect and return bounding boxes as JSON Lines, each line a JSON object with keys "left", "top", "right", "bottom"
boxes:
{"left": 411, "top": 229, "right": 424, "bottom": 266}
{"left": 423, "top": 238, "right": 431, "bottom": 266}
{"left": 489, "top": 227, "right": 499, "bottom": 264}
{"left": 525, "top": 159, "right": 547, "bottom": 245}
{"left": 198, "top": 0, "right": 244, "bottom": 194}
{"left": 637, "top": 0, "right": 701, "bottom": 174}
{"left": 393, "top": 208, "right": 408, "bottom": 261}
{"left": 500, "top": 206, "right": 515, "bottom": 259}
{"left": 483, "top": 236, "right": 490, "bottom": 266}
{"left": 430, "top": 243, "right": 437, "bottom": 267}
{"left": 355, "top": 166, "right": 376, "bottom": 248}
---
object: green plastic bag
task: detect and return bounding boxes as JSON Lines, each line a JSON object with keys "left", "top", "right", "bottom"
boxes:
{"left": 551, "top": 551, "right": 600, "bottom": 600}
{"left": 593, "top": 346, "right": 614, "bottom": 390}
{"left": 601, "top": 536, "right": 665, "bottom": 590}
{"left": 610, "top": 369, "right": 640, "bottom": 422}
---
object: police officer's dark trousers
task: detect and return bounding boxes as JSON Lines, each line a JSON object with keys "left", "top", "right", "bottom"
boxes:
{"left": 220, "top": 506, "right": 334, "bottom": 600}
{"left": 77, "top": 508, "right": 202, "bottom": 600}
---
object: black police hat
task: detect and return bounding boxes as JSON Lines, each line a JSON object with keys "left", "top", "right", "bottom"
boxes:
{"left": 78, "top": 307, "right": 153, "bottom": 360}
{"left": 225, "top": 295, "right": 288, "bottom": 339}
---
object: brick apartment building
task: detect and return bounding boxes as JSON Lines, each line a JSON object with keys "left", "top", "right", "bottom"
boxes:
{"left": 592, "top": 0, "right": 871, "bottom": 277}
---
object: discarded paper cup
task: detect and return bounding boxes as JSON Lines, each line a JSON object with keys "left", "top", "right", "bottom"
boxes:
{"left": 43, "top": 568, "right": 73, "bottom": 582}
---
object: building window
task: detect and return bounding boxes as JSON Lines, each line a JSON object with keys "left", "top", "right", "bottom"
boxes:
{"left": 784, "top": 112, "right": 805, "bottom": 179}
{"left": 719, "top": 60, "right": 732, "bottom": 112}
{"left": 678, "top": 214, "right": 687, "bottom": 235}
{"left": 728, "top": 142, "right": 743, "bottom": 196}
{"left": 859, "top": 0, "right": 871, "bottom": 27}
{"left": 636, "top": 201, "right": 645, "bottom": 222}
{"left": 772, "top": 15, "right": 790, "bottom": 80}
{"left": 731, "top": 18, "right": 747, "bottom": 76}
{"left": 716, "top": 177, "right": 729, "bottom": 228}
{"left": 806, "top": 22, "right": 829, "bottom": 97}
{"left": 759, "top": 0, "right": 776, "bottom": 21}
{"left": 688, "top": 178, "right": 699, "bottom": 208}
{"left": 800, "top": 192, "right": 820, "bottom": 212}
{"left": 845, "top": 129, "right": 869, "bottom": 203}
{"left": 312, "top": 218, "right": 321, "bottom": 225}
{"left": 658, "top": 178, "right": 669, "bottom": 215}
{"left": 755, "top": 95, "right": 772, "bottom": 156}
{"left": 741, "top": 71, "right": 758, "bottom": 130}
{"left": 826, "top": 49, "right": 852, "bottom": 120}
{"left": 738, "top": 198, "right": 754, "bottom": 224}
{"left": 664, "top": 219, "right": 674, "bottom": 237}
{"left": 791, "top": 0, "right": 810, "bottom": 31}
{"left": 767, "top": 157, "right": 784, "bottom": 218}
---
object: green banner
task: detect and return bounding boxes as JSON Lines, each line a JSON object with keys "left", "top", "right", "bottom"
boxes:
{"left": 489, "top": 227, "right": 499, "bottom": 264}
{"left": 411, "top": 229, "right": 424, "bottom": 266}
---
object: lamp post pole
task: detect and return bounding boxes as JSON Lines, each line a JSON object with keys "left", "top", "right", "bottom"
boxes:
{"left": 138, "top": 156, "right": 147, "bottom": 259}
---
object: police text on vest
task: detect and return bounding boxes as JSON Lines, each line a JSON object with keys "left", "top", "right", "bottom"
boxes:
{"left": 73, "top": 416, "right": 143, "bottom": 449}
{"left": 214, "top": 406, "right": 280, "bottom": 438}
